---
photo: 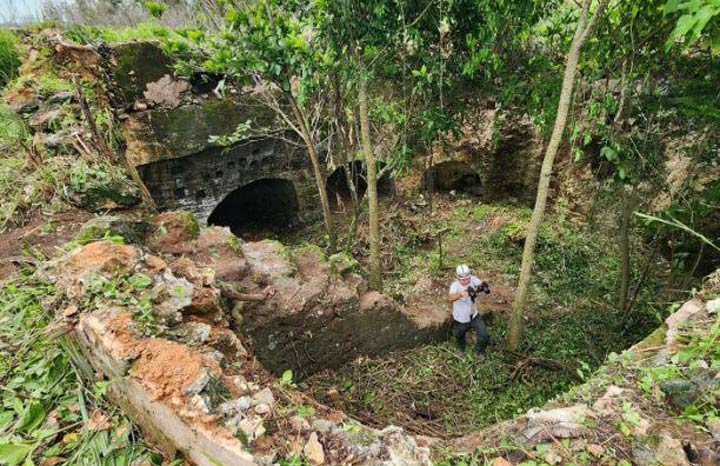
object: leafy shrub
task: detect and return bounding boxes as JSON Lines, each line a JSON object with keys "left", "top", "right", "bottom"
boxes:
{"left": 143, "top": 1, "right": 168, "bottom": 19}
{"left": 0, "top": 29, "right": 20, "bottom": 89}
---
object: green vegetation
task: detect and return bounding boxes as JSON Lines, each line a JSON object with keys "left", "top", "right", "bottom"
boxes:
{"left": 302, "top": 203, "right": 668, "bottom": 436}
{"left": 143, "top": 1, "right": 168, "bottom": 19}
{"left": 0, "top": 49, "right": 138, "bottom": 229}
{"left": 0, "top": 125, "right": 137, "bottom": 229}
{"left": 0, "top": 272, "right": 168, "bottom": 466}
{"left": 6, "top": 74, "right": 74, "bottom": 99}
{"left": 63, "top": 22, "right": 205, "bottom": 57}
{"left": 0, "top": 29, "right": 20, "bottom": 89}
{"left": 0, "top": 0, "right": 717, "bottom": 462}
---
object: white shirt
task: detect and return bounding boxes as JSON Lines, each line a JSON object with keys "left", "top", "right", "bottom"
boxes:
{"left": 449, "top": 275, "right": 482, "bottom": 323}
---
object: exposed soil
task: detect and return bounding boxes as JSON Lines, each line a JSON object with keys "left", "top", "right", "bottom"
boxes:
{"left": 106, "top": 312, "right": 216, "bottom": 401}
{"left": 0, "top": 208, "right": 93, "bottom": 280}
{"left": 131, "top": 339, "right": 212, "bottom": 401}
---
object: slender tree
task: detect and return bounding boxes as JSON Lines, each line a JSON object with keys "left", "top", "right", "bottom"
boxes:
{"left": 209, "top": 0, "right": 337, "bottom": 252}
{"left": 322, "top": 0, "right": 391, "bottom": 289}
{"left": 507, "top": 0, "right": 609, "bottom": 350}
{"left": 358, "top": 71, "right": 381, "bottom": 289}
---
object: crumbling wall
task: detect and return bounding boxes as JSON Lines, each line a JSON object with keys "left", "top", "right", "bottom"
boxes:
{"left": 45, "top": 212, "right": 442, "bottom": 465}
{"left": 102, "top": 41, "right": 322, "bottom": 226}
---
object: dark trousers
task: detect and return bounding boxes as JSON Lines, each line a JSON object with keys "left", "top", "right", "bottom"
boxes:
{"left": 453, "top": 316, "right": 490, "bottom": 354}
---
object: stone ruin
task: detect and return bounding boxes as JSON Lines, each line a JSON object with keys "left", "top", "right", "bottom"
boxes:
{"left": 45, "top": 212, "right": 720, "bottom": 466}
{"left": 43, "top": 212, "right": 448, "bottom": 465}
{"left": 10, "top": 34, "right": 720, "bottom": 466}
{"left": 8, "top": 34, "right": 550, "bottom": 242}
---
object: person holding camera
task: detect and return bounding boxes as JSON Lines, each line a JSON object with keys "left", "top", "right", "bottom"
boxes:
{"left": 448, "top": 264, "right": 491, "bottom": 357}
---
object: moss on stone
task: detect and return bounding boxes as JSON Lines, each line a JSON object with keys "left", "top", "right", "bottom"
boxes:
{"left": 80, "top": 185, "right": 141, "bottom": 210}
{"left": 328, "top": 252, "right": 360, "bottom": 277}
{"left": 631, "top": 327, "right": 666, "bottom": 355}
{"left": 75, "top": 216, "right": 148, "bottom": 245}
{"left": 224, "top": 235, "right": 243, "bottom": 257}
{"left": 123, "top": 94, "right": 277, "bottom": 165}
{"left": 293, "top": 243, "right": 326, "bottom": 261}
{"left": 112, "top": 42, "right": 173, "bottom": 104}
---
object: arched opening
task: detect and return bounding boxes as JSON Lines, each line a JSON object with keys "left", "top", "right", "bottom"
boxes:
{"left": 326, "top": 161, "right": 395, "bottom": 211}
{"left": 422, "top": 161, "right": 482, "bottom": 195}
{"left": 208, "top": 179, "right": 300, "bottom": 239}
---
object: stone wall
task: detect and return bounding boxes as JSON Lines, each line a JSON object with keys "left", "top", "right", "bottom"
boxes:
{"left": 108, "top": 42, "right": 322, "bottom": 226}
{"left": 414, "top": 106, "right": 545, "bottom": 204}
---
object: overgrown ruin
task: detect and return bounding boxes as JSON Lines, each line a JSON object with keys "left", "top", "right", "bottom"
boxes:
{"left": 2, "top": 27, "right": 720, "bottom": 466}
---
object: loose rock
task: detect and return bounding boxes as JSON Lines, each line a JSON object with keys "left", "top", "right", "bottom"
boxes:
{"left": 587, "top": 443, "right": 605, "bottom": 458}
{"left": 303, "top": 432, "right": 325, "bottom": 465}
{"left": 252, "top": 388, "right": 275, "bottom": 407}
{"left": 183, "top": 369, "right": 209, "bottom": 396}
{"left": 633, "top": 430, "right": 691, "bottom": 466}
{"left": 254, "top": 403, "right": 271, "bottom": 415}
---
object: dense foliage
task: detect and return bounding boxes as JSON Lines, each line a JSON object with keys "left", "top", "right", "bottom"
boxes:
{"left": 0, "top": 0, "right": 718, "bottom": 463}
{"left": 0, "top": 29, "right": 20, "bottom": 89}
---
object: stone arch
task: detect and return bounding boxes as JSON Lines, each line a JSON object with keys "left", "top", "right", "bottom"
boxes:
{"left": 326, "top": 161, "right": 395, "bottom": 210}
{"left": 207, "top": 178, "right": 300, "bottom": 238}
{"left": 422, "top": 161, "right": 482, "bottom": 195}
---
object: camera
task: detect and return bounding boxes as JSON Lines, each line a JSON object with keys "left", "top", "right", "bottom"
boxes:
{"left": 467, "top": 282, "right": 490, "bottom": 302}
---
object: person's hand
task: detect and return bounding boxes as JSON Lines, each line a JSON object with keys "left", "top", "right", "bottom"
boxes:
{"left": 460, "top": 290, "right": 469, "bottom": 299}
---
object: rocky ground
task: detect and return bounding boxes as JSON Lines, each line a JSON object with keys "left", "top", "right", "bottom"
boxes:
{"left": 2, "top": 207, "right": 716, "bottom": 465}
{"left": 24, "top": 211, "right": 446, "bottom": 465}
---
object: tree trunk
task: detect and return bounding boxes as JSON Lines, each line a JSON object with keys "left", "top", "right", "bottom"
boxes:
{"left": 331, "top": 68, "right": 360, "bottom": 215}
{"left": 507, "top": 0, "right": 608, "bottom": 350}
{"left": 288, "top": 94, "right": 337, "bottom": 253}
{"left": 618, "top": 185, "right": 633, "bottom": 314}
{"left": 359, "top": 74, "right": 381, "bottom": 290}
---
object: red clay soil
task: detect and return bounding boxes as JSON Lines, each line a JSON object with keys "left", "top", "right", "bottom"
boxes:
{"left": 130, "top": 339, "right": 210, "bottom": 401}
{"left": 106, "top": 312, "right": 218, "bottom": 402}
{"left": 0, "top": 208, "right": 93, "bottom": 280}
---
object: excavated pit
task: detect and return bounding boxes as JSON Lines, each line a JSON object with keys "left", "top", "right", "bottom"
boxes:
{"left": 51, "top": 212, "right": 680, "bottom": 464}
{"left": 234, "top": 239, "right": 450, "bottom": 381}
{"left": 422, "top": 161, "right": 482, "bottom": 196}
{"left": 208, "top": 178, "right": 301, "bottom": 239}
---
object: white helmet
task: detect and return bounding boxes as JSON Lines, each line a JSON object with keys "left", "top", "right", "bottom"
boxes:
{"left": 455, "top": 264, "right": 471, "bottom": 279}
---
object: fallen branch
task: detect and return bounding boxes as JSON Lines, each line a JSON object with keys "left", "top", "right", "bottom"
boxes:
{"left": 219, "top": 283, "right": 273, "bottom": 302}
{"left": 73, "top": 76, "right": 115, "bottom": 163}
{"left": 507, "top": 351, "right": 565, "bottom": 371}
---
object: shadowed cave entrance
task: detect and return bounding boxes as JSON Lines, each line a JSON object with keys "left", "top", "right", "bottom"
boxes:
{"left": 208, "top": 178, "right": 300, "bottom": 239}
{"left": 422, "top": 161, "right": 482, "bottom": 196}
{"left": 326, "top": 161, "right": 396, "bottom": 211}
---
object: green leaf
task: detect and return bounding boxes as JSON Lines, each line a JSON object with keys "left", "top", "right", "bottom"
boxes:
{"left": 664, "top": 0, "right": 682, "bottom": 14}
{"left": 618, "top": 421, "right": 632, "bottom": 436}
{"left": 600, "top": 145, "right": 617, "bottom": 162}
{"left": 0, "top": 443, "right": 32, "bottom": 466}
{"left": 128, "top": 273, "right": 153, "bottom": 290}
{"left": 0, "top": 412, "right": 14, "bottom": 431}
{"left": 296, "top": 405, "right": 316, "bottom": 418}
{"left": 15, "top": 402, "right": 46, "bottom": 433}
{"left": 668, "top": 14, "right": 699, "bottom": 47}
{"left": 691, "top": 5, "right": 720, "bottom": 41}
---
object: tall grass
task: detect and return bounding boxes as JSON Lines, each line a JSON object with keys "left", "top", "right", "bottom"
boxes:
{"left": 0, "top": 29, "right": 20, "bottom": 89}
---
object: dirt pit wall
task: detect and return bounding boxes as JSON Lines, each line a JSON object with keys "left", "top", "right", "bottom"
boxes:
{"left": 236, "top": 240, "right": 450, "bottom": 379}
{"left": 42, "top": 212, "right": 720, "bottom": 465}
